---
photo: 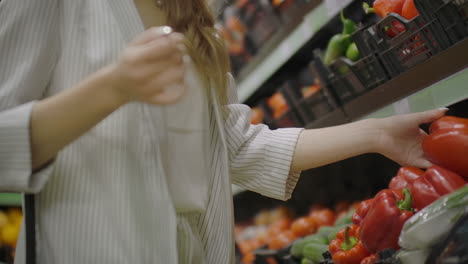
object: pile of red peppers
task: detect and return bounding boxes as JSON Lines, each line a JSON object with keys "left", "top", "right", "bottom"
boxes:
{"left": 328, "top": 116, "right": 468, "bottom": 264}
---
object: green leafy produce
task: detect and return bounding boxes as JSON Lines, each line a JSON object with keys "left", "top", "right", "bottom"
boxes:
{"left": 291, "top": 233, "right": 328, "bottom": 257}
{"left": 301, "top": 258, "right": 316, "bottom": 264}
{"left": 334, "top": 209, "right": 356, "bottom": 226}
{"left": 399, "top": 186, "right": 468, "bottom": 250}
{"left": 303, "top": 242, "right": 329, "bottom": 262}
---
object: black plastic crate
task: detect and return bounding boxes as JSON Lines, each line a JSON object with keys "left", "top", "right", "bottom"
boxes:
{"left": 415, "top": 0, "right": 468, "bottom": 45}
{"left": 373, "top": 14, "right": 447, "bottom": 78}
{"left": 239, "top": 0, "right": 283, "bottom": 50}
{"left": 282, "top": 62, "right": 340, "bottom": 125}
{"left": 270, "top": 0, "right": 307, "bottom": 24}
{"left": 310, "top": 50, "right": 358, "bottom": 106}
{"left": 328, "top": 54, "right": 388, "bottom": 104}
{"left": 352, "top": 22, "right": 381, "bottom": 57}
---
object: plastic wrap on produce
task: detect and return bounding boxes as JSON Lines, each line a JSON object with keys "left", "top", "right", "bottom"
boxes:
{"left": 398, "top": 185, "right": 468, "bottom": 250}
{"left": 396, "top": 249, "right": 430, "bottom": 264}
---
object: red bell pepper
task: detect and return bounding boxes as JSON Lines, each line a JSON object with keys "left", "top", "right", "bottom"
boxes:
{"left": 430, "top": 116, "right": 468, "bottom": 132}
{"left": 359, "top": 189, "right": 414, "bottom": 253}
{"left": 352, "top": 199, "right": 374, "bottom": 225}
{"left": 360, "top": 254, "right": 377, "bottom": 264}
{"left": 329, "top": 225, "right": 371, "bottom": 264}
{"left": 423, "top": 116, "right": 468, "bottom": 178}
{"left": 402, "top": 0, "right": 419, "bottom": 20}
{"left": 389, "top": 167, "right": 424, "bottom": 190}
{"left": 373, "top": 0, "right": 406, "bottom": 18}
{"left": 410, "top": 165, "right": 467, "bottom": 210}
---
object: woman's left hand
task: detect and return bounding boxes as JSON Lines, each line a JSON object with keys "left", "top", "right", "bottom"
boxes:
{"left": 374, "top": 108, "right": 448, "bottom": 168}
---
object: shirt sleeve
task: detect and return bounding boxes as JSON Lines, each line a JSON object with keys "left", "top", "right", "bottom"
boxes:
{"left": 223, "top": 74, "right": 304, "bottom": 201}
{"left": 0, "top": 0, "right": 60, "bottom": 193}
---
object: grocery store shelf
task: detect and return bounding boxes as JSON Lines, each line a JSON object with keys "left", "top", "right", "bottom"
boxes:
{"left": 305, "top": 108, "right": 349, "bottom": 129}
{"left": 0, "top": 193, "right": 22, "bottom": 206}
{"left": 363, "top": 68, "right": 468, "bottom": 119}
{"left": 237, "top": 0, "right": 354, "bottom": 103}
{"left": 345, "top": 38, "right": 468, "bottom": 120}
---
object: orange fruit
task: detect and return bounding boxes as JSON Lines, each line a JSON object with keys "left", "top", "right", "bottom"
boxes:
{"left": 2, "top": 223, "right": 20, "bottom": 247}
{"left": 268, "top": 230, "right": 296, "bottom": 250}
{"left": 7, "top": 208, "right": 22, "bottom": 225}
{"left": 309, "top": 209, "right": 336, "bottom": 227}
{"left": 291, "top": 217, "right": 317, "bottom": 237}
{"left": 0, "top": 211, "right": 9, "bottom": 229}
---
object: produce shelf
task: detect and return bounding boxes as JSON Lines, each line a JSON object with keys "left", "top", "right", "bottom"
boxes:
{"left": 237, "top": 0, "right": 355, "bottom": 102}
{"left": 347, "top": 38, "right": 468, "bottom": 120}
{"left": 0, "top": 193, "right": 22, "bottom": 206}
{"left": 233, "top": 38, "right": 468, "bottom": 197}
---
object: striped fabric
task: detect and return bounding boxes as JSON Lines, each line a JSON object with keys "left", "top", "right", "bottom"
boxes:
{"left": 0, "top": 0, "right": 303, "bottom": 263}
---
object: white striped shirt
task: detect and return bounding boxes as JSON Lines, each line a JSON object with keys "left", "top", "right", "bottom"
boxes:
{"left": 0, "top": 0, "right": 303, "bottom": 263}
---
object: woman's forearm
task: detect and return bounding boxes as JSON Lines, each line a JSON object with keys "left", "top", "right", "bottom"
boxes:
{"left": 291, "top": 108, "right": 446, "bottom": 172}
{"left": 30, "top": 66, "right": 126, "bottom": 170}
{"left": 291, "top": 119, "right": 381, "bottom": 171}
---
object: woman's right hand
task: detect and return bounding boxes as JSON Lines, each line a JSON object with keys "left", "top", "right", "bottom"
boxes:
{"left": 108, "top": 26, "right": 188, "bottom": 105}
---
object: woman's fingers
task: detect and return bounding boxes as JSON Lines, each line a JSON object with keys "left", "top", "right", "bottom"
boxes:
{"left": 134, "top": 34, "right": 186, "bottom": 63}
{"left": 130, "top": 26, "right": 173, "bottom": 45}
{"left": 111, "top": 27, "right": 188, "bottom": 105}
{"left": 408, "top": 108, "right": 449, "bottom": 124}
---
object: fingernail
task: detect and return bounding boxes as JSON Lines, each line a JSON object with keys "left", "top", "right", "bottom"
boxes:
{"left": 438, "top": 107, "right": 449, "bottom": 111}
{"left": 160, "top": 26, "right": 173, "bottom": 35}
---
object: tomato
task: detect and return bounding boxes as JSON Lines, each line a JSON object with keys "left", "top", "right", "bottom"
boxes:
{"left": 268, "top": 230, "right": 296, "bottom": 250}
{"left": 422, "top": 128, "right": 468, "bottom": 178}
{"left": 309, "top": 209, "right": 336, "bottom": 227}
{"left": 430, "top": 116, "right": 468, "bottom": 133}
{"left": 291, "top": 217, "right": 317, "bottom": 237}
{"left": 268, "top": 218, "right": 291, "bottom": 237}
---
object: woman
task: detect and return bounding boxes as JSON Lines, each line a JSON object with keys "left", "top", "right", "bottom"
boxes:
{"left": 0, "top": 0, "right": 446, "bottom": 263}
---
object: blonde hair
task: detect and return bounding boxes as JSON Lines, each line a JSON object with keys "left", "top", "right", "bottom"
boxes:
{"left": 161, "top": 0, "right": 231, "bottom": 104}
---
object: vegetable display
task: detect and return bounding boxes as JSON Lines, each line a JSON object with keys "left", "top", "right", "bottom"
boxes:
{"left": 359, "top": 189, "right": 414, "bottom": 253}
{"left": 389, "top": 166, "right": 467, "bottom": 210}
{"left": 329, "top": 225, "right": 371, "bottom": 264}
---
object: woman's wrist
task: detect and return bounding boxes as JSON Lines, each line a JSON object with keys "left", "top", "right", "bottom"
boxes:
{"left": 96, "top": 64, "right": 131, "bottom": 111}
{"left": 357, "top": 118, "right": 386, "bottom": 155}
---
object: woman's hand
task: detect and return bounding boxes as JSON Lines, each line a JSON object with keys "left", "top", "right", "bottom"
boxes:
{"left": 108, "top": 26, "right": 188, "bottom": 105}
{"left": 374, "top": 108, "right": 448, "bottom": 168}
{"left": 30, "top": 26, "right": 188, "bottom": 169}
{"left": 291, "top": 108, "right": 448, "bottom": 172}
